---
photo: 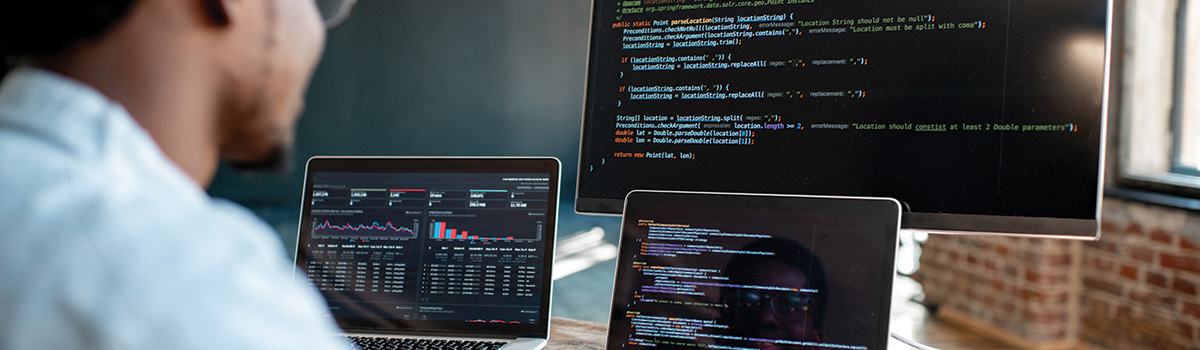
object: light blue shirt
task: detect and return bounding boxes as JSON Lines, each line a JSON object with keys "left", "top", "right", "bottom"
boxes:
{"left": 0, "top": 68, "right": 350, "bottom": 350}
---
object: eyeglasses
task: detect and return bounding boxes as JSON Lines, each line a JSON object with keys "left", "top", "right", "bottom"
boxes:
{"left": 722, "top": 290, "right": 814, "bottom": 320}
{"left": 316, "top": 0, "right": 358, "bottom": 30}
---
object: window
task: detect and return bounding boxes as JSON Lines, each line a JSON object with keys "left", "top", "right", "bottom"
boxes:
{"left": 1115, "top": 0, "right": 1200, "bottom": 204}
{"left": 1173, "top": 0, "right": 1200, "bottom": 176}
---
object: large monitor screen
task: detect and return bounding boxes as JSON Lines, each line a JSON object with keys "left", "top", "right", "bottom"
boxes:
{"left": 576, "top": 0, "right": 1110, "bottom": 238}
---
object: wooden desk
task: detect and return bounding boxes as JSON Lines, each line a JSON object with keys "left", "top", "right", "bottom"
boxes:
{"left": 545, "top": 315, "right": 1013, "bottom": 350}
{"left": 547, "top": 317, "right": 606, "bottom": 349}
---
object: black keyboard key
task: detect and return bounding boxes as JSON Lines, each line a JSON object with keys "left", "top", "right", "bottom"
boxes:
{"left": 342, "top": 336, "right": 507, "bottom": 350}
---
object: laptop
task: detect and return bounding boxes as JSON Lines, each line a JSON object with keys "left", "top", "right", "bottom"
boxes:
{"left": 293, "top": 156, "right": 560, "bottom": 350}
{"left": 605, "top": 190, "right": 901, "bottom": 350}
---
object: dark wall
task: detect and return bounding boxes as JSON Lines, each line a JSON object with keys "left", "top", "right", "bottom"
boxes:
{"left": 209, "top": 0, "right": 592, "bottom": 211}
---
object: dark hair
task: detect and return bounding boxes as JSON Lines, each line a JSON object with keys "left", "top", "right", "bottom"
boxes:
{"left": 0, "top": 0, "right": 138, "bottom": 77}
{"left": 723, "top": 238, "right": 828, "bottom": 329}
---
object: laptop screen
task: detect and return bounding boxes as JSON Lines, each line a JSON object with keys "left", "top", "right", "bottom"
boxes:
{"left": 607, "top": 191, "right": 900, "bottom": 350}
{"left": 295, "top": 157, "right": 559, "bottom": 338}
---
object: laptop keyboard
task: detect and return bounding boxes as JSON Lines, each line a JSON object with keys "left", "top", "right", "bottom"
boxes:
{"left": 343, "top": 336, "right": 508, "bottom": 350}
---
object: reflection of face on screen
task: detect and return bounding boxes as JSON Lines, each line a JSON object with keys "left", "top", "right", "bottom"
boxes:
{"left": 607, "top": 193, "right": 896, "bottom": 350}
{"left": 719, "top": 239, "right": 827, "bottom": 350}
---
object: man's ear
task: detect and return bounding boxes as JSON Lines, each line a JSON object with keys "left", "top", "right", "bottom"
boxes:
{"left": 201, "top": 0, "right": 232, "bottom": 26}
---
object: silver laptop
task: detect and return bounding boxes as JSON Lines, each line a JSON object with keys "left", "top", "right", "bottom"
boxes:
{"left": 605, "top": 190, "right": 901, "bottom": 350}
{"left": 293, "top": 157, "right": 560, "bottom": 350}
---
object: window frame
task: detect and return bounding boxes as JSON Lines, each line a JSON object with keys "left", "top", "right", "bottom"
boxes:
{"left": 1109, "top": 0, "right": 1200, "bottom": 210}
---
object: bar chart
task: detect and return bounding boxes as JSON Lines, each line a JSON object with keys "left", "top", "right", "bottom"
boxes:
{"left": 429, "top": 220, "right": 543, "bottom": 242}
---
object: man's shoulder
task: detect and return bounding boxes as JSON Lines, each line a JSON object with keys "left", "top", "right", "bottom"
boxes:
{"left": 0, "top": 160, "right": 332, "bottom": 349}
{"left": 0, "top": 123, "right": 281, "bottom": 275}
{"left": 0, "top": 130, "right": 208, "bottom": 233}
{"left": 0, "top": 84, "right": 284, "bottom": 284}
{"left": 0, "top": 157, "right": 274, "bottom": 267}
{"left": 0, "top": 126, "right": 79, "bottom": 185}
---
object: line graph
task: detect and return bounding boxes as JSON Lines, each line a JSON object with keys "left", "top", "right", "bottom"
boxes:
{"left": 315, "top": 220, "right": 416, "bottom": 235}
{"left": 311, "top": 213, "right": 421, "bottom": 240}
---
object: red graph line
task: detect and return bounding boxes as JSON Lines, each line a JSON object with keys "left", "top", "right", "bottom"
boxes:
{"left": 315, "top": 220, "right": 415, "bottom": 235}
{"left": 467, "top": 319, "right": 522, "bottom": 324}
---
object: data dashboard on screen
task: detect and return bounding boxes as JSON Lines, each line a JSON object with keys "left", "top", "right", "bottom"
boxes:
{"left": 576, "top": 0, "right": 1110, "bottom": 238}
{"left": 299, "top": 171, "right": 553, "bottom": 329}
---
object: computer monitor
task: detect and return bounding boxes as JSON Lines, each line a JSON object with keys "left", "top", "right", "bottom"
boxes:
{"left": 575, "top": 0, "right": 1111, "bottom": 239}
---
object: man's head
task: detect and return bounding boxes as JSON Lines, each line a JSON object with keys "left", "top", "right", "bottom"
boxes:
{"left": 209, "top": 0, "right": 326, "bottom": 171}
{"left": 720, "top": 239, "right": 827, "bottom": 348}
{"left": 0, "top": 0, "right": 329, "bottom": 181}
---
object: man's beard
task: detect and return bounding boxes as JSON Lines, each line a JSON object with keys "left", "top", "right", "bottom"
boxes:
{"left": 226, "top": 141, "right": 294, "bottom": 174}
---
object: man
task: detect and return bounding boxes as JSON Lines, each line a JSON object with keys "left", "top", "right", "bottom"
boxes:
{"left": 0, "top": 0, "right": 352, "bottom": 348}
{"left": 719, "top": 239, "right": 828, "bottom": 350}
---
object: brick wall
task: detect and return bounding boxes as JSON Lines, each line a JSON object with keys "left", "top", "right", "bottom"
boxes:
{"left": 915, "top": 198, "right": 1200, "bottom": 349}
{"left": 916, "top": 234, "right": 1079, "bottom": 348}
{"left": 1080, "top": 199, "right": 1200, "bottom": 349}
